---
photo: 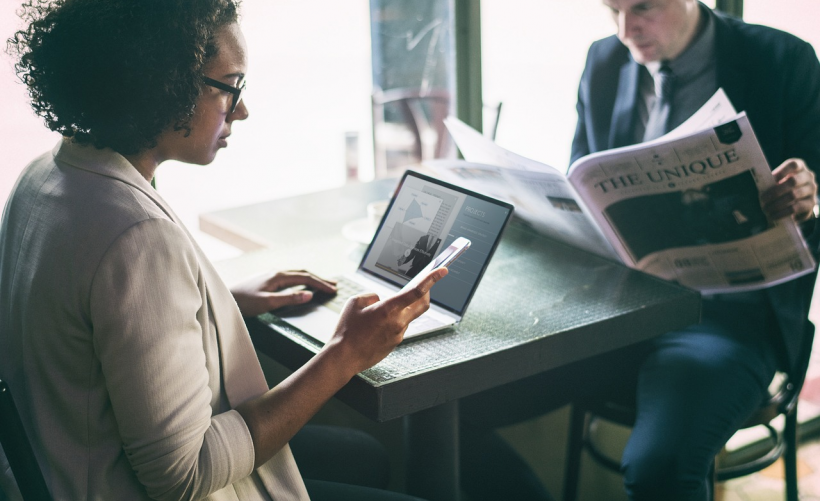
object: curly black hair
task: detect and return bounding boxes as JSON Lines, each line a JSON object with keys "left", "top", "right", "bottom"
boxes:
{"left": 7, "top": 0, "right": 239, "bottom": 155}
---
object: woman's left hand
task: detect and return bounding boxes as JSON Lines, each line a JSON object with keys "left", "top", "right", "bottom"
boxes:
{"left": 231, "top": 270, "right": 337, "bottom": 317}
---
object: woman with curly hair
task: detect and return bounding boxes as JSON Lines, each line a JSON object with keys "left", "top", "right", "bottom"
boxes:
{"left": 0, "top": 1, "right": 443, "bottom": 500}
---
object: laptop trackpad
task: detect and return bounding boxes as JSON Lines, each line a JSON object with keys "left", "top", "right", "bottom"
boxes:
{"left": 279, "top": 306, "right": 338, "bottom": 344}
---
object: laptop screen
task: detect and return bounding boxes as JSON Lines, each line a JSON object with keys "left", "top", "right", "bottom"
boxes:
{"left": 360, "top": 170, "right": 514, "bottom": 315}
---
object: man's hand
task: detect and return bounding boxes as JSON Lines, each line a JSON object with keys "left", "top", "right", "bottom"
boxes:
{"left": 760, "top": 158, "right": 818, "bottom": 222}
{"left": 230, "top": 270, "right": 337, "bottom": 317}
{"left": 326, "top": 267, "right": 448, "bottom": 375}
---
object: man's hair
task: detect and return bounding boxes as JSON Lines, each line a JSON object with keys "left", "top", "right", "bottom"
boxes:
{"left": 7, "top": 0, "right": 240, "bottom": 155}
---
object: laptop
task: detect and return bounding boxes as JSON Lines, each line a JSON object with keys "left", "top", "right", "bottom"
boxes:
{"left": 275, "top": 170, "right": 514, "bottom": 344}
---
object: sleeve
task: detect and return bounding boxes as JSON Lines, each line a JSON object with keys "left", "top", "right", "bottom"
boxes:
{"left": 88, "top": 218, "right": 256, "bottom": 501}
{"left": 570, "top": 46, "right": 594, "bottom": 168}
{"left": 784, "top": 41, "right": 820, "bottom": 248}
{"left": 783, "top": 41, "right": 820, "bottom": 172}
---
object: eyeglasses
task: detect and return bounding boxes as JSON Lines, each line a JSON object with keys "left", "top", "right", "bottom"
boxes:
{"left": 202, "top": 76, "right": 246, "bottom": 113}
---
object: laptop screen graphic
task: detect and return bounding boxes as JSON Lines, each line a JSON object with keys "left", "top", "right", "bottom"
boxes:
{"left": 360, "top": 171, "right": 512, "bottom": 314}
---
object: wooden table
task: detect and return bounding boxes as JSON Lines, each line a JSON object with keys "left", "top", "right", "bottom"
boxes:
{"left": 204, "top": 178, "right": 701, "bottom": 501}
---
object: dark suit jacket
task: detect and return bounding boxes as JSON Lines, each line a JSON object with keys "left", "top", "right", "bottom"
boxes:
{"left": 570, "top": 6, "right": 820, "bottom": 375}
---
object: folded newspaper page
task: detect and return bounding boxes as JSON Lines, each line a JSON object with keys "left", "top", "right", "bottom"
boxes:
{"left": 434, "top": 119, "right": 619, "bottom": 260}
{"left": 429, "top": 89, "right": 815, "bottom": 293}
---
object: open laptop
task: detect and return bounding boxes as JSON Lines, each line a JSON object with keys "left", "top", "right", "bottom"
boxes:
{"left": 275, "top": 170, "right": 514, "bottom": 344}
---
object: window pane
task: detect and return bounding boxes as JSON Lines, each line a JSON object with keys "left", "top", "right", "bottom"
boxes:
{"left": 481, "top": 0, "right": 615, "bottom": 170}
{"left": 370, "top": 0, "right": 456, "bottom": 178}
{"left": 743, "top": 0, "right": 820, "bottom": 52}
{"left": 482, "top": 0, "right": 717, "bottom": 170}
{"left": 0, "top": 7, "right": 62, "bottom": 204}
{"left": 156, "top": 0, "right": 373, "bottom": 257}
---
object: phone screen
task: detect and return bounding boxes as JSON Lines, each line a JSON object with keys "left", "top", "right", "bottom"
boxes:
{"left": 431, "top": 243, "right": 460, "bottom": 269}
{"left": 400, "top": 238, "right": 470, "bottom": 292}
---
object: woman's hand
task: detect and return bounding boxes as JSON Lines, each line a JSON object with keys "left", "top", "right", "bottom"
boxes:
{"left": 324, "top": 268, "right": 448, "bottom": 375}
{"left": 760, "top": 158, "right": 818, "bottom": 222}
{"left": 230, "top": 270, "right": 337, "bottom": 317}
{"left": 235, "top": 267, "right": 448, "bottom": 468}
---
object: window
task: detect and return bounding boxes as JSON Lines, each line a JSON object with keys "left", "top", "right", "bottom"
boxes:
{"left": 480, "top": 0, "right": 718, "bottom": 170}
{"left": 0, "top": 7, "right": 62, "bottom": 203}
{"left": 743, "top": 0, "right": 820, "bottom": 52}
{"left": 157, "top": 0, "right": 373, "bottom": 258}
{"left": 4, "top": 0, "right": 819, "bottom": 261}
{"left": 370, "top": 0, "right": 456, "bottom": 177}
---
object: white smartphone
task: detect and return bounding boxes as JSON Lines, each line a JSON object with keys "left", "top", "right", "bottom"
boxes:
{"left": 400, "top": 237, "right": 471, "bottom": 292}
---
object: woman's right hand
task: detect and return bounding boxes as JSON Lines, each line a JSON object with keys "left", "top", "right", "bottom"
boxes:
{"left": 325, "top": 268, "right": 448, "bottom": 375}
{"left": 236, "top": 267, "right": 448, "bottom": 468}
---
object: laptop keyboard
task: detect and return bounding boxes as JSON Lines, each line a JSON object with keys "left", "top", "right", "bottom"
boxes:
{"left": 317, "top": 276, "right": 367, "bottom": 313}
{"left": 314, "top": 276, "right": 447, "bottom": 335}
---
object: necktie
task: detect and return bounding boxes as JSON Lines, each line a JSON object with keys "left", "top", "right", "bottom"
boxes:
{"left": 643, "top": 62, "right": 675, "bottom": 141}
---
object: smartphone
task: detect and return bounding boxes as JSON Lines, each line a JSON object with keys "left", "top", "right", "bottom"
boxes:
{"left": 400, "top": 237, "right": 471, "bottom": 292}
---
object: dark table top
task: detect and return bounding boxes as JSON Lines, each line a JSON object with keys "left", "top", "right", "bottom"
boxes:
{"left": 207, "top": 178, "right": 701, "bottom": 422}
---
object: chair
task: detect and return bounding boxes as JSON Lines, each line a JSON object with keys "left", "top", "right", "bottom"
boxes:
{"left": 562, "top": 327, "right": 815, "bottom": 501}
{"left": 0, "top": 379, "right": 51, "bottom": 501}
{"left": 372, "top": 87, "right": 453, "bottom": 178}
{"left": 371, "top": 87, "right": 504, "bottom": 178}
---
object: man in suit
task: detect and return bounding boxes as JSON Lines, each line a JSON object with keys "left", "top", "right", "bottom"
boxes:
{"left": 456, "top": 2, "right": 820, "bottom": 501}
{"left": 571, "top": 0, "right": 820, "bottom": 498}
{"left": 399, "top": 233, "right": 442, "bottom": 278}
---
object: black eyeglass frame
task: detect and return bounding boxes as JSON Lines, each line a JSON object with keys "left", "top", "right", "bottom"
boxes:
{"left": 202, "top": 76, "right": 246, "bottom": 113}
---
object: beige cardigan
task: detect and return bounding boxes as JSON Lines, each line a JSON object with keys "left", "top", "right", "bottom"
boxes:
{"left": 0, "top": 140, "right": 308, "bottom": 501}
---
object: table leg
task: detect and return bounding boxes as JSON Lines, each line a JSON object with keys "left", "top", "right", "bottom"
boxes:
{"left": 403, "top": 400, "right": 460, "bottom": 501}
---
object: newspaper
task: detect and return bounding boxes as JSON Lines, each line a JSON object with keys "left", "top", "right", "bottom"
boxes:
{"left": 427, "top": 89, "right": 815, "bottom": 293}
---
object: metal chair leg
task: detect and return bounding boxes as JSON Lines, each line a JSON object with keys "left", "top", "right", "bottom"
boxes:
{"left": 563, "top": 404, "right": 587, "bottom": 501}
{"left": 784, "top": 408, "right": 799, "bottom": 501}
{"left": 708, "top": 460, "right": 716, "bottom": 501}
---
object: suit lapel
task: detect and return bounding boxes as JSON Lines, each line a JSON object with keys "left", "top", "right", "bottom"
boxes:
{"left": 608, "top": 58, "right": 641, "bottom": 149}
{"left": 197, "top": 253, "right": 271, "bottom": 405}
{"left": 166, "top": 208, "right": 308, "bottom": 498}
